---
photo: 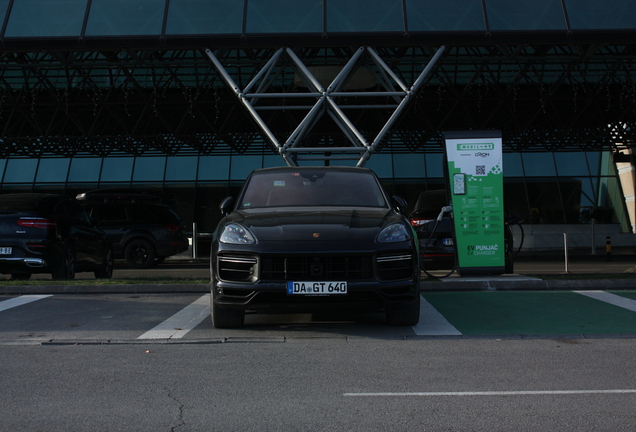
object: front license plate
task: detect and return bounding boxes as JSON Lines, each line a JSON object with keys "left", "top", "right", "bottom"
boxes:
{"left": 0, "top": 247, "right": 12, "bottom": 255}
{"left": 287, "top": 281, "right": 348, "bottom": 295}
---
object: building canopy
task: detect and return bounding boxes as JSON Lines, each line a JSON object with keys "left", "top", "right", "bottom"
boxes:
{"left": 1, "top": 0, "right": 636, "bottom": 159}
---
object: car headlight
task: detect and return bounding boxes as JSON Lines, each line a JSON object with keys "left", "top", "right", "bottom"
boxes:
{"left": 220, "top": 223, "right": 256, "bottom": 244}
{"left": 377, "top": 223, "right": 412, "bottom": 243}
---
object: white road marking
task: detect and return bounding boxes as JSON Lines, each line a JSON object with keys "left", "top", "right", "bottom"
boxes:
{"left": 574, "top": 290, "right": 636, "bottom": 313}
{"left": 0, "top": 295, "right": 52, "bottom": 312}
{"left": 412, "top": 297, "right": 462, "bottom": 336}
{"left": 344, "top": 389, "right": 636, "bottom": 397}
{"left": 137, "top": 294, "right": 210, "bottom": 340}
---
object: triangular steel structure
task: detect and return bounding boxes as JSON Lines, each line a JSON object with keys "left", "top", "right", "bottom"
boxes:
{"left": 206, "top": 46, "right": 445, "bottom": 167}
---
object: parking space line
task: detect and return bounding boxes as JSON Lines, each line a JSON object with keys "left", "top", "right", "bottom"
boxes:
{"left": 412, "top": 297, "right": 462, "bottom": 336}
{"left": 0, "top": 295, "right": 52, "bottom": 313}
{"left": 344, "top": 389, "right": 636, "bottom": 397}
{"left": 137, "top": 294, "right": 210, "bottom": 340}
{"left": 574, "top": 291, "right": 636, "bottom": 313}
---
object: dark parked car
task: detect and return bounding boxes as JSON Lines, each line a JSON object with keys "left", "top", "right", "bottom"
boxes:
{"left": 409, "top": 190, "right": 516, "bottom": 274}
{"left": 210, "top": 166, "right": 421, "bottom": 328}
{"left": 0, "top": 193, "right": 113, "bottom": 280}
{"left": 79, "top": 194, "right": 189, "bottom": 269}
{"left": 408, "top": 190, "right": 456, "bottom": 271}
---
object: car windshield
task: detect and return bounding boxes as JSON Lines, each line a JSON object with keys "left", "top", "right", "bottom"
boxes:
{"left": 238, "top": 169, "right": 388, "bottom": 209}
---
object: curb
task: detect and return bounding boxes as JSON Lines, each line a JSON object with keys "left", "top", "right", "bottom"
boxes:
{"left": 3, "top": 278, "right": 636, "bottom": 295}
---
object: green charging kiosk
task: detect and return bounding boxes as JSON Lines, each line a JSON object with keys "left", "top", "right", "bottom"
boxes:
{"left": 444, "top": 131, "right": 505, "bottom": 276}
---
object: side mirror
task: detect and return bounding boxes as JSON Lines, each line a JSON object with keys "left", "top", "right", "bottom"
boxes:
{"left": 391, "top": 195, "right": 408, "bottom": 213}
{"left": 219, "top": 196, "right": 235, "bottom": 215}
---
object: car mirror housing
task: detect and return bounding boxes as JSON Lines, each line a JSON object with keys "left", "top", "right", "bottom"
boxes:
{"left": 391, "top": 195, "right": 408, "bottom": 213}
{"left": 219, "top": 196, "right": 235, "bottom": 215}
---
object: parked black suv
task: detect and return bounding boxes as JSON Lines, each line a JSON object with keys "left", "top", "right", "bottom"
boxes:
{"left": 78, "top": 189, "right": 189, "bottom": 268}
{"left": 0, "top": 193, "right": 113, "bottom": 280}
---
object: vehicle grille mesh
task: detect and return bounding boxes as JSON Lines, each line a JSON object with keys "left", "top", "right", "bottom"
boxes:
{"left": 260, "top": 256, "right": 373, "bottom": 281}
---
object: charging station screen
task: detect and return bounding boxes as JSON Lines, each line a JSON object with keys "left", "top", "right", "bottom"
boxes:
{"left": 444, "top": 131, "right": 505, "bottom": 274}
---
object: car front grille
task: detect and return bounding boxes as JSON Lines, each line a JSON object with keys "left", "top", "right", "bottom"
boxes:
{"left": 261, "top": 256, "right": 374, "bottom": 281}
{"left": 218, "top": 253, "right": 415, "bottom": 283}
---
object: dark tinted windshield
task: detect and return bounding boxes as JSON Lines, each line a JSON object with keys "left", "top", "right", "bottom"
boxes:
{"left": 239, "top": 169, "right": 388, "bottom": 209}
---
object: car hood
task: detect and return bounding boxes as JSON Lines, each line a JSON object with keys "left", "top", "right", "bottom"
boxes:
{"left": 225, "top": 207, "right": 405, "bottom": 242}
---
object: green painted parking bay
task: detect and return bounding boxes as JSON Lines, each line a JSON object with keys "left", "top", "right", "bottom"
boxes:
{"left": 422, "top": 291, "right": 636, "bottom": 336}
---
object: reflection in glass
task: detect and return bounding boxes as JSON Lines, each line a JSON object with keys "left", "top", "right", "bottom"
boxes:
{"left": 328, "top": 0, "right": 403, "bottom": 32}
{"left": 406, "top": 0, "right": 484, "bottom": 31}
{"left": 5, "top": 0, "right": 87, "bottom": 37}
{"left": 485, "top": 0, "right": 566, "bottom": 30}
{"left": 85, "top": 0, "right": 164, "bottom": 36}
{"left": 166, "top": 0, "right": 243, "bottom": 34}
{"left": 36, "top": 158, "right": 71, "bottom": 182}
{"left": 3, "top": 158, "right": 38, "bottom": 183}
{"left": 365, "top": 154, "right": 393, "bottom": 179}
{"left": 564, "top": 0, "right": 636, "bottom": 29}
{"left": 247, "top": 0, "right": 321, "bottom": 33}
{"left": 100, "top": 157, "right": 134, "bottom": 182}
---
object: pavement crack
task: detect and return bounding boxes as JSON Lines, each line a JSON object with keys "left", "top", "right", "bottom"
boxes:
{"left": 167, "top": 388, "right": 185, "bottom": 432}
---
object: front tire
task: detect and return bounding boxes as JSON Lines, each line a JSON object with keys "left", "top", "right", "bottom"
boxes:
{"left": 386, "top": 294, "right": 421, "bottom": 326}
{"left": 124, "top": 239, "right": 156, "bottom": 269}
{"left": 211, "top": 298, "right": 245, "bottom": 329}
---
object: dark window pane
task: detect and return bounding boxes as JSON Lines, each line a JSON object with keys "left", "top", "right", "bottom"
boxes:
{"left": 127, "top": 207, "right": 157, "bottom": 222}
{"left": 36, "top": 158, "right": 70, "bottom": 183}
{"left": 0, "top": 0, "right": 9, "bottom": 28}
{"left": 406, "top": 0, "right": 484, "bottom": 31}
{"left": 5, "top": 0, "right": 87, "bottom": 37}
{"left": 230, "top": 155, "right": 262, "bottom": 180}
{"left": 564, "top": 0, "right": 636, "bottom": 30}
{"left": 522, "top": 153, "right": 556, "bottom": 176}
{"left": 393, "top": 153, "right": 424, "bottom": 178}
{"left": 85, "top": 0, "right": 164, "bottom": 36}
{"left": 133, "top": 157, "right": 166, "bottom": 182}
{"left": 101, "top": 157, "right": 133, "bottom": 182}
{"left": 365, "top": 154, "right": 393, "bottom": 179}
{"left": 425, "top": 153, "right": 444, "bottom": 178}
{"left": 485, "top": 0, "right": 566, "bottom": 31}
{"left": 247, "top": 0, "right": 321, "bottom": 33}
{"left": 166, "top": 0, "right": 242, "bottom": 34}
{"left": 555, "top": 152, "right": 589, "bottom": 176}
{"left": 328, "top": 0, "right": 404, "bottom": 32}
{"left": 68, "top": 158, "right": 102, "bottom": 182}
{"left": 503, "top": 152, "right": 523, "bottom": 177}
{"left": 526, "top": 178, "right": 564, "bottom": 223}
{"left": 166, "top": 156, "right": 197, "bottom": 181}
{"left": 3, "top": 158, "right": 38, "bottom": 183}
{"left": 199, "top": 156, "right": 230, "bottom": 181}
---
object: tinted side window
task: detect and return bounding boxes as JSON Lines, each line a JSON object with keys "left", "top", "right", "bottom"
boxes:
{"left": 127, "top": 207, "right": 157, "bottom": 222}
{"left": 94, "top": 206, "right": 128, "bottom": 223}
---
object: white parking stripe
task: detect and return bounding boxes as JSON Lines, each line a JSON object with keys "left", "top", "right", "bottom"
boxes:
{"left": 412, "top": 297, "right": 462, "bottom": 336}
{"left": 574, "top": 291, "right": 636, "bottom": 313}
{"left": 137, "top": 294, "right": 211, "bottom": 340}
{"left": 0, "top": 295, "right": 52, "bottom": 312}
{"left": 344, "top": 389, "right": 636, "bottom": 397}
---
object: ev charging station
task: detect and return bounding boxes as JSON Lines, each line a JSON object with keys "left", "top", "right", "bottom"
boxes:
{"left": 444, "top": 131, "right": 505, "bottom": 276}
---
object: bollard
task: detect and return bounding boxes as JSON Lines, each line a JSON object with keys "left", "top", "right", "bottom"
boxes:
{"left": 606, "top": 236, "right": 612, "bottom": 261}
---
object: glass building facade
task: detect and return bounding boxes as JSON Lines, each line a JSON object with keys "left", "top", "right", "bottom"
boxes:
{"left": 0, "top": 150, "right": 628, "bottom": 234}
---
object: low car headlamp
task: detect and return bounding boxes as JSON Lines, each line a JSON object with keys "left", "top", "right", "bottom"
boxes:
{"left": 377, "top": 223, "right": 412, "bottom": 243}
{"left": 220, "top": 223, "right": 256, "bottom": 244}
